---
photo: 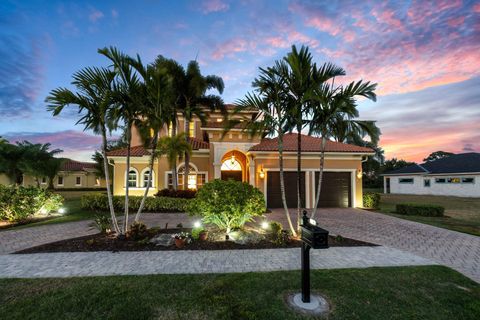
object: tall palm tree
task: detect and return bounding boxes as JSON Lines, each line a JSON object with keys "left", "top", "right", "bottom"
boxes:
{"left": 46, "top": 66, "right": 121, "bottom": 234}
{"left": 281, "top": 45, "right": 345, "bottom": 230}
{"left": 130, "top": 58, "right": 172, "bottom": 222}
{"left": 157, "top": 133, "right": 192, "bottom": 188}
{"left": 309, "top": 80, "right": 377, "bottom": 218}
{"left": 235, "top": 61, "right": 297, "bottom": 237}
{"left": 16, "top": 141, "right": 62, "bottom": 186}
{"left": 99, "top": 46, "right": 144, "bottom": 234}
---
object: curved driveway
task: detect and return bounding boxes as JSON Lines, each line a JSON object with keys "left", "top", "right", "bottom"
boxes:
{"left": 269, "top": 208, "right": 480, "bottom": 283}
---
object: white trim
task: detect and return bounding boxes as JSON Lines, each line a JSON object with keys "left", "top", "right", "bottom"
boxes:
{"left": 125, "top": 167, "right": 139, "bottom": 188}
{"left": 250, "top": 151, "right": 375, "bottom": 156}
{"left": 140, "top": 168, "right": 155, "bottom": 188}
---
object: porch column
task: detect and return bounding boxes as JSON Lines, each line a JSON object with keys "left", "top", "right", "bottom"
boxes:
{"left": 249, "top": 156, "right": 255, "bottom": 186}
{"left": 214, "top": 162, "right": 221, "bottom": 179}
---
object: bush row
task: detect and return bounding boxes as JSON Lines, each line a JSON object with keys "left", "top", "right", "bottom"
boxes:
{"left": 155, "top": 188, "right": 197, "bottom": 199}
{"left": 81, "top": 193, "right": 190, "bottom": 213}
{"left": 0, "top": 185, "right": 64, "bottom": 222}
{"left": 363, "top": 192, "right": 381, "bottom": 209}
{"left": 396, "top": 203, "right": 445, "bottom": 217}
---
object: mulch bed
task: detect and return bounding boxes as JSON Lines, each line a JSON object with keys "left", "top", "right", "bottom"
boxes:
{"left": 15, "top": 228, "right": 375, "bottom": 254}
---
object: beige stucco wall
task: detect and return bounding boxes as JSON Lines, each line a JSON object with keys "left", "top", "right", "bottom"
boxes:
{"left": 0, "top": 174, "right": 12, "bottom": 185}
{"left": 22, "top": 172, "right": 105, "bottom": 189}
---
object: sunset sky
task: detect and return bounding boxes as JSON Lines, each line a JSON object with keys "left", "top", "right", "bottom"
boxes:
{"left": 1, "top": 0, "right": 479, "bottom": 162}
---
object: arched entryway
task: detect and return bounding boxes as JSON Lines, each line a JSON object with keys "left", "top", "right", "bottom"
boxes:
{"left": 221, "top": 150, "right": 247, "bottom": 182}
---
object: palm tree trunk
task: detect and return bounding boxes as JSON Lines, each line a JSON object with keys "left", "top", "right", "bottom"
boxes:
{"left": 311, "top": 136, "right": 326, "bottom": 219}
{"left": 171, "top": 122, "right": 178, "bottom": 190}
{"left": 101, "top": 127, "right": 120, "bottom": 234}
{"left": 135, "top": 135, "right": 158, "bottom": 222}
{"left": 184, "top": 117, "right": 190, "bottom": 190}
{"left": 123, "top": 122, "right": 132, "bottom": 234}
{"left": 296, "top": 125, "right": 302, "bottom": 232}
{"left": 278, "top": 132, "right": 297, "bottom": 237}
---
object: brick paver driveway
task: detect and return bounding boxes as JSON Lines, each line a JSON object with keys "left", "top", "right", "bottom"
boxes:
{"left": 268, "top": 208, "right": 480, "bottom": 283}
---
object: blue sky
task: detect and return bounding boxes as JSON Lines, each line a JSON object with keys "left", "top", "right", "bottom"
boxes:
{"left": 1, "top": 0, "right": 479, "bottom": 161}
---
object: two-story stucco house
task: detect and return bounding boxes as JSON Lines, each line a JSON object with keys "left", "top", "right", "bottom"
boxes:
{"left": 107, "top": 105, "right": 374, "bottom": 208}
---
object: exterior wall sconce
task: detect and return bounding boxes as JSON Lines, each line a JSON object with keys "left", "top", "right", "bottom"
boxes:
{"left": 259, "top": 168, "right": 265, "bottom": 179}
{"left": 357, "top": 170, "right": 363, "bottom": 179}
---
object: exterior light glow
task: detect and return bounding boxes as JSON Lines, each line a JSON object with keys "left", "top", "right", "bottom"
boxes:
{"left": 40, "top": 208, "right": 48, "bottom": 215}
{"left": 357, "top": 170, "right": 362, "bottom": 179}
{"left": 261, "top": 221, "right": 269, "bottom": 229}
{"left": 193, "top": 221, "right": 202, "bottom": 228}
{"left": 230, "top": 155, "right": 235, "bottom": 165}
{"left": 309, "top": 218, "right": 317, "bottom": 226}
{"left": 259, "top": 169, "right": 265, "bottom": 179}
{"left": 58, "top": 208, "right": 66, "bottom": 214}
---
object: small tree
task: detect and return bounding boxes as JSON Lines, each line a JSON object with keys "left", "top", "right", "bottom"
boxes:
{"left": 156, "top": 133, "right": 192, "bottom": 190}
{"left": 188, "top": 179, "right": 265, "bottom": 233}
{"left": 423, "top": 151, "right": 454, "bottom": 162}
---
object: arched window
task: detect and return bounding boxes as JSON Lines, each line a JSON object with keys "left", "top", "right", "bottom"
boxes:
{"left": 141, "top": 168, "right": 154, "bottom": 188}
{"left": 126, "top": 169, "right": 138, "bottom": 187}
{"left": 221, "top": 156, "right": 242, "bottom": 171}
{"left": 168, "top": 164, "right": 206, "bottom": 190}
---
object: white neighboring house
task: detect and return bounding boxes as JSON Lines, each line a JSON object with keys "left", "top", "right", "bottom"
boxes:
{"left": 382, "top": 153, "right": 480, "bottom": 198}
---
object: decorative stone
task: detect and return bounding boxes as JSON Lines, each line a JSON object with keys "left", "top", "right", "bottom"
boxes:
{"left": 286, "top": 293, "right": 329, "bottom": 316}
{"left": 229, "top": 230, "right": 264, "bottom": 245}
{"left": 149, "top": 234, "right": 173, "bottom": 246}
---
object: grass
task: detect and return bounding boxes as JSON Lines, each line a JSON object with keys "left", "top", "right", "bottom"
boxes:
{"left": 2, "top": 198, "right": 103, "bottom": 231}
{"left": 0, "top": 266, "right": 478, "bottom": 320}
{"left": 373, "top": 193, "right": 480, "bottom": 236}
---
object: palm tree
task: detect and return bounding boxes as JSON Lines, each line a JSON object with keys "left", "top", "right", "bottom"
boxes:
{"left": 235, "top": 61, "right": 297, "bottom": 237}
{"left": 43, "top": 157, "right": 65, "bottom": 190}
{"left": 281, "top": 45, "right": 345, "bottom": 230}
{"left": 16, "top": 141, "right": 63, "bottom": 186}
{"left": 130, "top": 57, "right": 172, "bottom": 222}
{"left": 0, "top": 142, "right": 26, "bottom": 185}
{"left": 309, "top": 80, "right": 377, "bottom": 218}
{"left": 99, "top": 46, "right": 144, "bottom": 234}
{"left": 46, "top": 66, "right": 121, "bottom": 234}
{"left": 157, "top": 133, "right": 192, "bottom": 188}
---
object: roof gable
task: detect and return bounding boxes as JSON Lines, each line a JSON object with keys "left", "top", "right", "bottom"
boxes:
{"left": 384, "top": 153, "right": 480, "bottom": 175}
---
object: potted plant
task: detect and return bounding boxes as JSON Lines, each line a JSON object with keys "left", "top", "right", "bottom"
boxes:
{"left": 172, "top": 232, "right": 189, "bottom": 248}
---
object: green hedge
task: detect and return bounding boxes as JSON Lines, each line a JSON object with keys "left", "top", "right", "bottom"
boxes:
{"left": 0, "top": 185, "right": 64, "bottom": 222}
{"left": 396, "top": 203, "right": 445, "bottom": 217}
{"left": 81, "top": 193, "right": 190, "bottom": 213}
{"left": 363, "top": 192, "right": 381, "bottom": 209}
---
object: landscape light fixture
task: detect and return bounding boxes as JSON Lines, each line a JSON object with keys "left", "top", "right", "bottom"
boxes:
{"left": 58, "top": 208, "right": 66, "bottom": 214}
{"left": 261, "top": 221, "right": 269, "bottom": 229}
{"left": 193, "top": 221, "right": 202, "bottom": 228}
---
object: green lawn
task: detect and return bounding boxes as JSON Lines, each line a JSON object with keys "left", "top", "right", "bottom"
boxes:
{"left": 3, "top": 198, "right": 103, "bottom": 231}
{"left": 373, "top": 193, "right": 480, "bottom": 236}
{"left": 0, "top": 266, "right": 478, "bottom": 320}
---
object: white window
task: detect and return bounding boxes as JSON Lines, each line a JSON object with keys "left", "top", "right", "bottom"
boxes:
{"left": 462, "top": 177, "right": 475, "bottom": 184}
{"left": 142, "top": 169, "right": 154, "bottom": 188}
{"left": 168, "top": 164, "right": 206, "bottom": 190}
{"left": 127, "top": 169, "right": 138, "bottom": 187}
{"left": 189, "top": 121, "right": 195, "bottom": 138}
{"left": 75, "top": 176, "right": 81, "bottom": 186}
{"left": 424, "top": 179, "right": 430, "bottom": 187}
{"left": 399, "top": 178, "right": 413, "bottom": 184}
{"left": 435, "top": 178, "right": 446, "bottom": 183}
{"left": 57, "top": 176, "right": 64, "bottom": 186}
{"left": 447, "top": 177, "right": 461, "bottom": 184}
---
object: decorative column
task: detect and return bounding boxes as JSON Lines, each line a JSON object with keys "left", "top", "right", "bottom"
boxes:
{"left": 214, "top": 163, "right": 222, "bottom": 179}
{"left": 249, "top": 156, "right": 255, "bottom": 186}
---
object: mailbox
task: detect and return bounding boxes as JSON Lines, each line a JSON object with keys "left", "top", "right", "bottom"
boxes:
{"left": 300, "top": 214, "right": 329, "bottom": 249}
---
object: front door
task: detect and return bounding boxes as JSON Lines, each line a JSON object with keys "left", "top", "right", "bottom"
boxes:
{"left": 386, "top": 178, "right": 390, "bottom": 194}
{"left": 221, "top": 171, "right": 242, "bottom": 181}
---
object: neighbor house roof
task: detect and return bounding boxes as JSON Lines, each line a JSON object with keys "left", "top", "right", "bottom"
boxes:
{"left": 61, "top": 159, "right": 96, "bottom": 172}
{"left": 383, "top": 153, "right": 480, "bottom": 175}
{"left": 249, "top": 133, "right": 374, "bottom": 153}
{"left": 106, "top": 137, "right": 210, "bottom": 157}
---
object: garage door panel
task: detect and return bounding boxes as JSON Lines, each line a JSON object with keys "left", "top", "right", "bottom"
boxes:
{"left": 266, "top": 171, "right": 305, "bottom": 208}
{"left": 314, "top": 172, "right": 351, "bottom": 208}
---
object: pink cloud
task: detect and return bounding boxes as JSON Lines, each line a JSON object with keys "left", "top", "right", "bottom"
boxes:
{"left": 211, "top": 37, "right": 253, "bottom": 60}
{"left": 447, "top": 16, "right": 465, "bottom": 27}
{"left": 200, "top": 0, "right": 229, "bottom": 14}
{"left": 474, "top": 3, "right": 480, "bottom": 13}
{"left": 89, "top": 8, "right": 104, "bottom": 22}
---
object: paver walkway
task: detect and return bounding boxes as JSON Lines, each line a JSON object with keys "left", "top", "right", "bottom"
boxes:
{"left": 0, "top": 247, "right": 434, "bottom": 278}
{"left": 0, "top": 213, "right": 193, "bottom": 254}
{"left": 269, "top": 208, "right": 480, "bottom": 283}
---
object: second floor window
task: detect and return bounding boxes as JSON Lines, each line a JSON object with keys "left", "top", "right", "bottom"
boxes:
{"left": 189, "top": 121, "right": 195, "bottom": 138}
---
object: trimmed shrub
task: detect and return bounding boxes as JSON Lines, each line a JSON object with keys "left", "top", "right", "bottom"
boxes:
{"left": 81, "top": 193, "right": 190, "bottom": 212}
{"left": 155, "top": 188, "right": 197, "bottom": 199}
{"left": 188, "top": 179, "right": 266, "bottom": 233}
{"left": 396, "top": 203, "right": 445, "bottom": 217}
{"left": 0, "top": 185, "right": 64, "bottom": 222}
{"left": 94, "top": 215, "right": 111, "bottom": 234}
{"left": 363, "top": 192, "right": 381, "bottom": 209}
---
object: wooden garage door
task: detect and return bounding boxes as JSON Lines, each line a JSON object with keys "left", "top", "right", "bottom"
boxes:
{"left": 314, "top": 172, "right": 351, "bottom": 207}
{"left": 267, "top": 171, "right": 305, "bottom": 208}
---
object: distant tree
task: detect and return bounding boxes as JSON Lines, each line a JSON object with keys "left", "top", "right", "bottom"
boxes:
{"left": 423, "top": 151, "right": 454, "bottom": 162}
{"left": 0, "top": 142, "right": 26, "bottom": 184}
{"left": 16, "top": 141, "right": 62, "bottom": 186}
{"left": 380, "top": 158, "right": 415, "bottom": 173}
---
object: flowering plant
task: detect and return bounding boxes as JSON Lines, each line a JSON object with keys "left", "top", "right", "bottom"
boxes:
{"left": 172, "top": 232, "right": 189, "bottom": 240}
